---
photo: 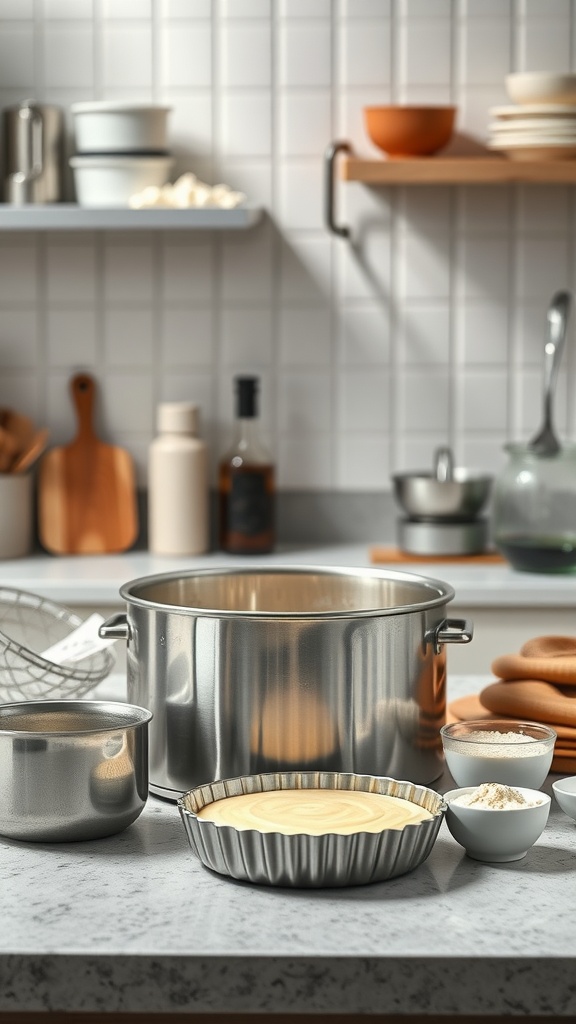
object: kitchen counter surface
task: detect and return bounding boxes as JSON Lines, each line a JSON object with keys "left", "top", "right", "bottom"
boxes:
{"left": 1, "top": 544, "right": 576, "bottom": 608}
{"left": 1, "top": 674, "right": 575, "bottom": 1018}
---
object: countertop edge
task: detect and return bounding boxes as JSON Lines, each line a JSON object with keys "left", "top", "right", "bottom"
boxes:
{"left": 1, "top": 954, "right": 575, "bottom": 1016}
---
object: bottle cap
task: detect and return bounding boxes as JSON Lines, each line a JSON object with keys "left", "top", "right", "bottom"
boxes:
{"left": 235, "top": 376, "right": 259, "bottom": 418}
{"left": 157, "top": 402, "right": 199, "bottom": 434}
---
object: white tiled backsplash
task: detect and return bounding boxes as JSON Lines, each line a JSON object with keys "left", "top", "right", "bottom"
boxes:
{"left": 0, "top": 0, "right": 575, "bottom": 496}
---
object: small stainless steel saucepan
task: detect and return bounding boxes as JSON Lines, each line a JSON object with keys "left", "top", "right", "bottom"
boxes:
{"left": 0, "top": 699, "right": 152, "bottom": 841}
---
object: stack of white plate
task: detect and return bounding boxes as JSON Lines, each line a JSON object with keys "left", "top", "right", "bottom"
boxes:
{"left": 488, "top": 104, "right": 576, "bottom": 161}
{"left": 488, "top": 72, "right": 576, "bottom": 161}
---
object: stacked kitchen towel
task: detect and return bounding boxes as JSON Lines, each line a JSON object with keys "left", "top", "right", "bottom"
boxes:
{"left": 448, "top": 636, "right": 576, "bottom": 774}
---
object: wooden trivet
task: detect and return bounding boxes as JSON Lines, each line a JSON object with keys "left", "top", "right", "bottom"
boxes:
{"left": 370, "top": 545, "right": 506, "bottom": 565}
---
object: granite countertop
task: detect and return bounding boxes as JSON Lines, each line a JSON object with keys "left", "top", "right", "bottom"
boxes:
{"left": 1, "top": 544, "right": 576, "bottom": 607}
{"left": 1, "top": 673, "right": 575, "bottom": 1018}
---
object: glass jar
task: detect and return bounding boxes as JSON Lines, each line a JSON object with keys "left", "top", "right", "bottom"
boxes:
{"left": 492, "top": 442, "right": 576, "bottom": 573}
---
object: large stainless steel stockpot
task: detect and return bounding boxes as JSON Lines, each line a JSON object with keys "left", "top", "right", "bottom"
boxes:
{"left": 99, "top": 566, "right": 473, "bottom": 801}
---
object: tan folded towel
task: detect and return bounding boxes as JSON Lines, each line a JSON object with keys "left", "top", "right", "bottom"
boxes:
{"left": 449, "top": 692, "right": 576, "bottom": 739}
{"left": 492, "top": 636, "right": 576, "bottom": 686}
{"left": 480, "top": 679, "right": 576, "bottom": 727}
{"left": 552, "top": 754, "right": 576, "bottom": 772}
{"left": 445, "top": 635, "right": 576, "bottom": 774}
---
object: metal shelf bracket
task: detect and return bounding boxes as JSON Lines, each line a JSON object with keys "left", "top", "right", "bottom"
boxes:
{"left": 324, "top": 140, "right": 352, "bottom": 238}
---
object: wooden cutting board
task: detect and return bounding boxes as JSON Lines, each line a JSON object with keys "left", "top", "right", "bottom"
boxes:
{"left": 38, "top": 373, "right": 139, "bottom": 554}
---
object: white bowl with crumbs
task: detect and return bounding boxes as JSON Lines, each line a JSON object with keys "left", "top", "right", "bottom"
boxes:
{"left": 552, "top": 776, "right": 576, "bottom": 822}
{"left": 440, "top": 719, "right": 556, "bottom": 789}
{"left": 444, "top": 782, "right": 551, "bottom": 862}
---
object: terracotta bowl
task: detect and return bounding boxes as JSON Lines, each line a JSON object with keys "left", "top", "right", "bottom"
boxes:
{"left": 364, "top": 105, "right": 456, "bottom": 158}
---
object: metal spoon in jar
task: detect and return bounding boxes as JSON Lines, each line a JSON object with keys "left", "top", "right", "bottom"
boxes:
{"left": 527, "top": 290, "right": 571, "bottom": 457}
{"left": 434, "top": 446, "right": 454, "bottom": 482}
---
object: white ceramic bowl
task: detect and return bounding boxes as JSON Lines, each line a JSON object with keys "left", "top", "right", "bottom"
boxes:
{"left": 440, "top": 719, "right": 556, "bottom": 789}
{"left": 506, "top": 72, "right": 576, "bottom": 106}
{"left": 552, "top": 776, "right": 576, "bottom": 821}
{"left": 444, "top": 786, "right": 551, "bottom": 862}
{"left": 70, "top": 155, "right": 173, "bottom": 207}
{"left": 71, "top": 101, "right": 171, "bottom": 154}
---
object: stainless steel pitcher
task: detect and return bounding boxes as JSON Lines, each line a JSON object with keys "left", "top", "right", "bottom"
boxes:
{"left": 3, "top": 100, "right": 64, "bottom": 204}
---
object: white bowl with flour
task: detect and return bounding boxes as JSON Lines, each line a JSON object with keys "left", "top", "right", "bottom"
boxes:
{"left": 440, "top": 719, "right": 556, "bottom": 789}
{"left": 444, "top": 782, "right": 551, "bottom": 863}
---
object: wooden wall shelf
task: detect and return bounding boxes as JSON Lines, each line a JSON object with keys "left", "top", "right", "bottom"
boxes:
{"left": 325, "top": 142, "right": 576, "bottom": 237}
{"left": 342, "top": 155, "right": 576, "bottom": 185}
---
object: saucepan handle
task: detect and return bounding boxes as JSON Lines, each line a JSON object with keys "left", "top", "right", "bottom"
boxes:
{"left": 99, "top": 612, "right": 131, "bottom": 642}
{"left": 426, "top": 618, "right": 474, "bottom": 654}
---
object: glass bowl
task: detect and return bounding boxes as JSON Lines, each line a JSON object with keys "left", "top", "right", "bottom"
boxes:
{"left": 440, "top": 719, "right": 556, "bottom": 789}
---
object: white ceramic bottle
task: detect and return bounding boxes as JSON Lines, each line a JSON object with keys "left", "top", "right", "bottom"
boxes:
{"left": 148, "top": 402, "right": 209, "bottom": 555}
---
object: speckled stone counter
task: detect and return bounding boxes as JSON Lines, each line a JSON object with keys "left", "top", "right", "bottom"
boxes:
{"left": 1, "top": 674, "right": 575, "bottom": 1017}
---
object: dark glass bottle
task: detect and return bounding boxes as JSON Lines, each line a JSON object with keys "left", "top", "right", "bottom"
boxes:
{"left": 218, "top": 376, "right": 275, "bottom": 554}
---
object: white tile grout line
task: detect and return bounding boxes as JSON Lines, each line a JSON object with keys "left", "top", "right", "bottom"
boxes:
{"left": 212, "top": 0, "right": 226, "bottom": 461}
{"left": 449, "top": 0, "right": 460, "bottom": 457}
{"left": 389, "top": 0, "right": 401, "bottom": 472}
{"left": 330, "top": 1, "right": 339, "bottom": 487}
{"left": 567, "top": 0, "right": 576, "bottom": 439}
{"left": 270, "top": 0, "right": 280, "bottom": 469}
{"left": 33, "top": 0, "right": 44, "bottom": 97}
{"left": 93, "top": 0, "right": 104, "bottom": 99}
{"left": 150, "top": 0, "right": 163, "bottom": 438}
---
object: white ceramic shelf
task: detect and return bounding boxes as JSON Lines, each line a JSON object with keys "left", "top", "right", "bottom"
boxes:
{"left": 0, "top": 203, "right": 263, "bottom": 231}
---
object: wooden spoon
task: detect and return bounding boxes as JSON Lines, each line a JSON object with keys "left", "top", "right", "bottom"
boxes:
{"left": 0, "top": 408, "right": 35, "bottom": 463}
{"left": 0, "top": 424, "right": 19, "bottom": 471}
{"left": 11, "top": 427, "right": 50, "bottom": 474}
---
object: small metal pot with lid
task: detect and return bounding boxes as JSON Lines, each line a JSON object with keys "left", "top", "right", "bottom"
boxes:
{"left": 100, "top": 565, "right": 473, "bottom": 800}
{"left": 392, "top": 447, "right": 493, "bottom": 556}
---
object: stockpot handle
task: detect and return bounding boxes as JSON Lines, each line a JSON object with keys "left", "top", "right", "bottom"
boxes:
{"left": 99, "top": 612, "right": 130, "bottom": 642}
{"left": 426, "top": 618, "right": 473, "bottom": 655}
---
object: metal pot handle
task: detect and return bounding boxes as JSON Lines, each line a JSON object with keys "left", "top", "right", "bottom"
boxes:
{"left": 18, "top": 102, "right": 44, "bottom": 180}
{"left": 426, "top": 618, "right": 473, "bottom": 654}
{"left": 99, "top": 612, "right": 131, "bottom": 642}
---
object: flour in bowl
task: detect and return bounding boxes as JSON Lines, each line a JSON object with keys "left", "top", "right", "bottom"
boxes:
{"left": 464, "top": 730, "right": 538, "bottom": 746}
{"left": 452, "top": 782, "right": 543, "bottom": 810}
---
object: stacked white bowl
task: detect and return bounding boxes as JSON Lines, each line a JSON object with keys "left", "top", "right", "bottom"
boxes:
{"left": 488, "top": 72, "right": 576, "bottom": 161}
{"left": 70, "top": 102, "right": 173, "bottom": 206}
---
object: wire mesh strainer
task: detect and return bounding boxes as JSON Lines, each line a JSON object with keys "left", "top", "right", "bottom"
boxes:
{"left": 0, "top": 587, "right": 115, "bottom": 702}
